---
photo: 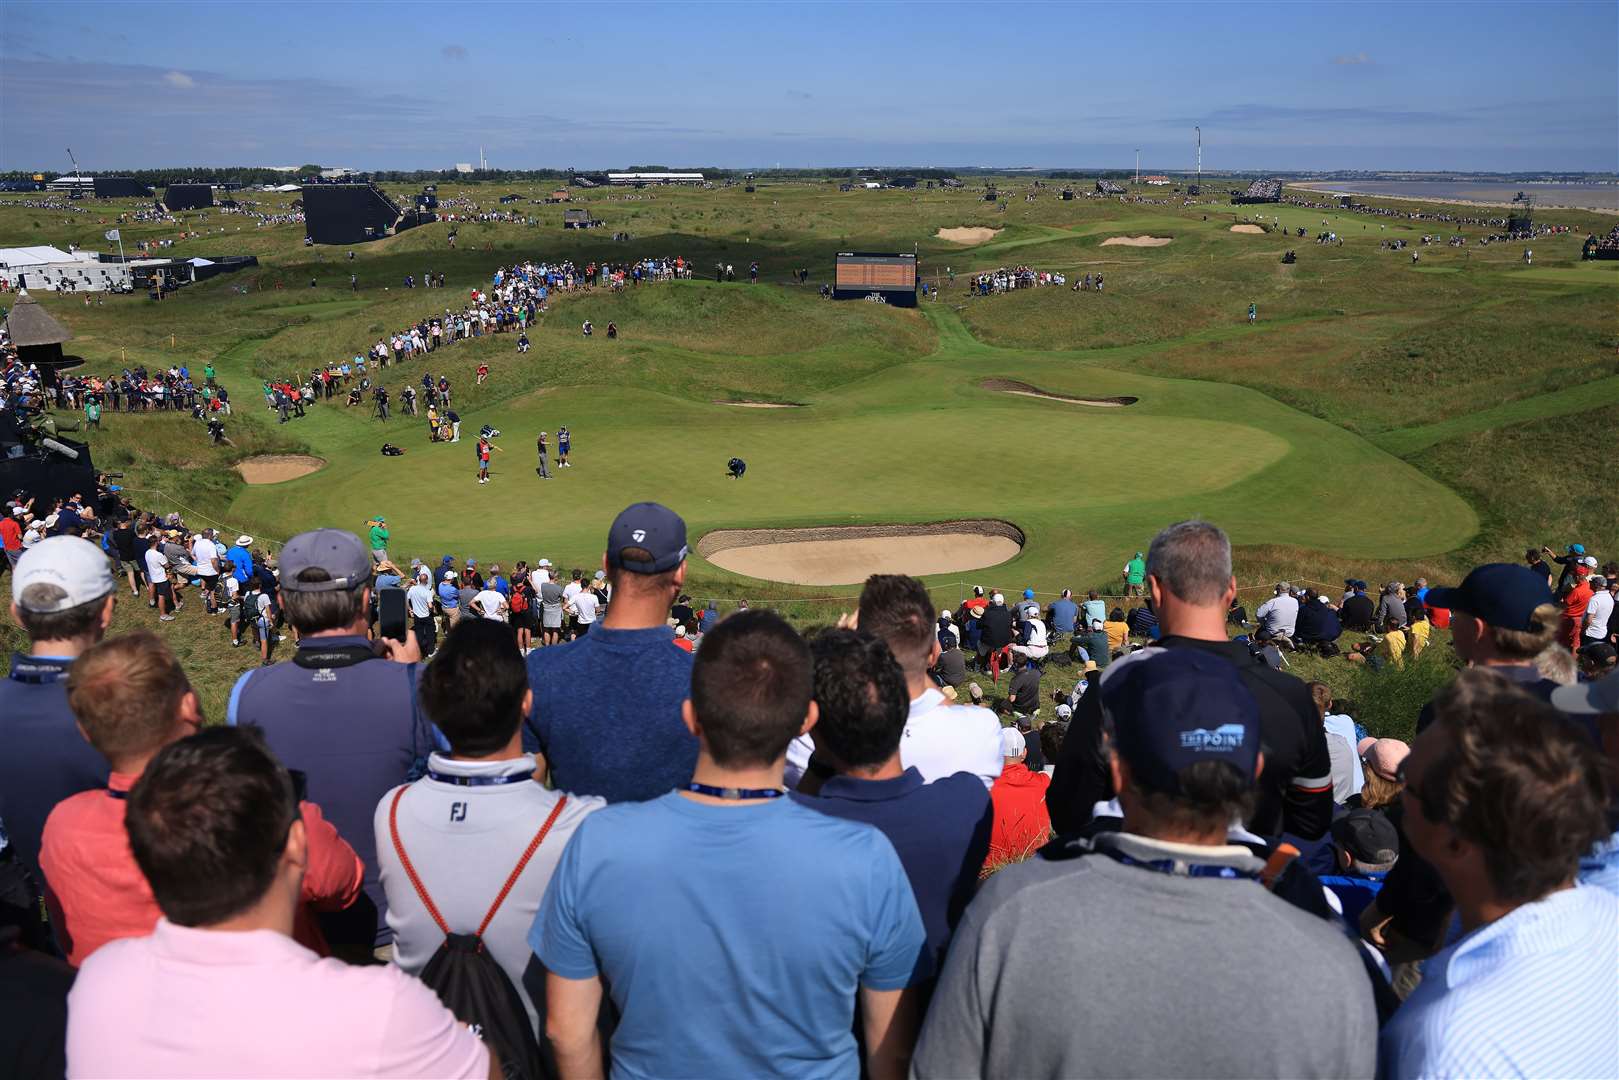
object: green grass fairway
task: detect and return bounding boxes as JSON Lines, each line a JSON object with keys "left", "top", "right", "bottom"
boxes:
{"left": 6, "top": 176, "right": 1615, "bottom": 713}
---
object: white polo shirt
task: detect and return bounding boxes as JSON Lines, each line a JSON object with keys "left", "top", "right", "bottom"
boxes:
{"left": 373, "top": 755, "right": 603, "bottom": 1035}
{"left": 143, "top": 546, "right": 169, "bottom": 583}
{"left": 1584, "top": 589, "right": 1614, "bottom": 640}
{"left": 570, "top": 590, "right": 599, "bottom": 625}
{"left": 899, "top": 687, "right": 1003, "bottom": 789}
{"left": 472, "top": 589, "right": 507, "bottom": 621}
{"left": 191, "top": 537, "right": 220, "bottom": 578}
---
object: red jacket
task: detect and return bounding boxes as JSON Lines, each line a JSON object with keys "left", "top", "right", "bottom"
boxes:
{"left": 985, "top": 762, "right": 1052, "bottom": 872}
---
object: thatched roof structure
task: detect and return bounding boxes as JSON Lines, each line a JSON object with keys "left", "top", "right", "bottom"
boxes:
{"left": 3, "top": 291, "right": 73, "bottom": 348}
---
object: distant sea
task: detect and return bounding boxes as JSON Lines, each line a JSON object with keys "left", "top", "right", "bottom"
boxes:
{"left": 1292, "top": 180, "right": 1618, "bottom": 211}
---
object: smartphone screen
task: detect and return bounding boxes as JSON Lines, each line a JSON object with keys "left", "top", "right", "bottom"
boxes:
{"left": 378, "top": 586, "right": 407, "bottom": 644}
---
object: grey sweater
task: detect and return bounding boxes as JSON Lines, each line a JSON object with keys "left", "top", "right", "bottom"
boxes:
{"left": 913, "top": 832, "right": 1378, "bottom": 1079}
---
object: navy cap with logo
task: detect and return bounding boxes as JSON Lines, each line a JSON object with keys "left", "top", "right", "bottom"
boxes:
{"left": 606, "top": 502, "right": 689, "bottom": 574}
{"left": 277, "top": 529, "right": 373, "bottom": 592}
{"left": 1099, "top": 648, "right": 1260, "bottom": 795}
{"left": 1423, "top": 563, "right": 1554, "bottom": 632}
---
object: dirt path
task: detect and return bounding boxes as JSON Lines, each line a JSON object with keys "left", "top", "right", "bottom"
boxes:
{"left": 937, "top": 227, "right": 1002, "bottom": 244}
{"left": 236, "top": 455, "right": 326, "bottom": 484}
{"left": 699, "top": 520, "right": 1023, "bottom": 585}
{"left": 1101, "top": 236, "right": 1173, "bottom": 247}
{"left": 980, "top": 378, "right": 1137, "bottom": 407}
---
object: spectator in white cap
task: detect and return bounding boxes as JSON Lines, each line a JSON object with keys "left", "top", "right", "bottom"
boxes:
{"left": 0, "top": 536, "right": 117, "bottom": 891}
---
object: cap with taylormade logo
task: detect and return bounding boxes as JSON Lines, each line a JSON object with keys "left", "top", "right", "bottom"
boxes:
{"left": 1099, "top": 648, "right": 1260, "bottom": 795}
{"left": 277, "top": 529, "right": 372, "bottom": 592}
{"left": 606, "top": 502, "right": 688, "bottom": 574}
{"left": 12, "top": 536, "right": 117, "bottom": 612}
{"left": 1423, "top": 564, "right": 1554, "bottom": 632}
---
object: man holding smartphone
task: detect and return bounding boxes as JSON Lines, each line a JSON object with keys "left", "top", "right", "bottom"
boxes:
{"left": 226, "top": 528, "right": 437, "bottom": 963}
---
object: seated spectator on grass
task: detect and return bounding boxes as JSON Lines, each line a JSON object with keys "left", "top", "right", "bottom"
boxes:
{"left": 0, "top": 536, "right": 115, "bottom": 893}
{"left": 1047, "top": 589, "right": 1078, "bottom": 641}
{"left": 524, "top": 502, "right": 697, "bottom": 803}
{"left": 1103, "top": 608, "right": 1130, "bottom": 654}
{"left": 377, "top": 618, "right": 602, "bottom": 1043}
{"left": 1007, "top": 658, "right": 1042, "bottom": 717}
{"left": 1310, "top": 681, "right": 1363, "bottom": 803}
{"left": 1076, "top": 617, "right": 1111, "bottom": 669}
{"left": 1351, "top": 738, "right": 1408, "bottom": 810}
{"left": 930, "top": 631, "right": 967, "bottom": 686}
{"left": 1255, "top": 581, "right": 1299, "bottom": 641}
{"left": 916, "top": 649, "right": 1377, "bottom": 1079}
{"left": 792, "top": 628, "right": 990, "bottom": 984}
{"left": 1376, "top": 582, "right": 1408, "bottom": 630}
{"left": 1294, "top": 590, "right": 1342, "bottom": 648}
{"left": 1340, "top": 580, "right": 1375, "bottom": 631}
{"left": 1080, "top": 589, "right": 1106, "bottom": 629}
{"left": 44, "top": 632, "right": 362, "bottom": 967}
{"left": 984, "top": 728, "right": 1051, "bottom": 872}
{"left": 1011, "top": 608, "right": 1049, "bottom": 661}
{"left": 1380, "top": 670, "right": 1615, "bottom": 1080}
{"left": 862, "top": 575, "right": 1001, "bottom": 788}
{"left": 66, "top": 727, "right": 491, "bottom": 1078}
{"left": 1126, "top": 599, "right": 1158, "bottom": 639}
{"left": 532, "top": 610, "right": 927, "bottom": 1080}
{"left": 976, "top": 592, "right": 1015, "bottom": 680}
{"left": 1406, "top": 598, "right": 1430, "bottom": 657}
{"left": 1320, "top": 808, "right": 1399, "bottom": 925}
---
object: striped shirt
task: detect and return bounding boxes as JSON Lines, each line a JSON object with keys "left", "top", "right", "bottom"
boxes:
{"left": 1379, "top": 885, "right": 1619, "bottom": 1079}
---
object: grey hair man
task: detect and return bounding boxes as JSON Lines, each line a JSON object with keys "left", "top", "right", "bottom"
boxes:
{"left": 1048, "top": 520, "right": 1333, "bottom": 840}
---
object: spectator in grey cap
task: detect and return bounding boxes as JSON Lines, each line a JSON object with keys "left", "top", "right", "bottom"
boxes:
{"left": 524, "top": 502, "right": 699, "bottom": 803}
{"left": 226, "top": 528, "right": 438, "bottom": 961}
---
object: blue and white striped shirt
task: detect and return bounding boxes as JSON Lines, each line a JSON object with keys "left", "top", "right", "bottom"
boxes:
{"left": 1380, "top": 884, "right": 1619, "bottom": 1079}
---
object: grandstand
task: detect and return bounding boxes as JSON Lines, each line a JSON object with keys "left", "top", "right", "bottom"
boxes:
{"left": 301, "top": 182, "right": 415, "bottom": 245}
{"left": 1232, "top": 178, "right": 1283, "bottom": 205}
{"left": 1095, "top": 179, "right": 1126, "bottom": 195}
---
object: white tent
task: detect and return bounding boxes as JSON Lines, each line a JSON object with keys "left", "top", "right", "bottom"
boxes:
{"left": 0, "top": 246, "right": 77, "bottom": 268}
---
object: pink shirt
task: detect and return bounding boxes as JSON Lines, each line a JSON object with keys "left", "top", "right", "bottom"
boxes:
{"left": 68, "top": 919, "right": 490, "bottom": 1078}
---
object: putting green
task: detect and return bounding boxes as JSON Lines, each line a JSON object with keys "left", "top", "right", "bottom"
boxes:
{"left": 225, "top": 293, "right": 1477, "bottom": 588}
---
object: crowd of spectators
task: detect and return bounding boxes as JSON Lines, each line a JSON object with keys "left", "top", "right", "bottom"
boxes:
{"left": 1584, "top": 224, "right": 1619, "bottom": 256}
{"left": 1283, "top": 192, "right": 1578, "bottom": 240}
{"left": 1, "top": 493, "right": 1614, "bottom": 1078}
{"left": 967, "top": 265, "right": 1066, "bottom": 294}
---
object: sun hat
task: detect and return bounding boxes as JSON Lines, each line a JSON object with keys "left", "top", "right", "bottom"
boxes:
{"left": 236, "top": 535, "right": 253, "bottom": 547}
{"left": 12, "top": 536, "right": 117, "bottom": 612}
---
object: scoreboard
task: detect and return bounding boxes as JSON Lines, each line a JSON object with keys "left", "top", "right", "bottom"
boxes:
{"left": 833, "top": 252, "right": 917, "bottom": 306}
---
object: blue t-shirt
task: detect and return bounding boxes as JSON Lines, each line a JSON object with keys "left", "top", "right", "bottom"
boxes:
{"left": 533, "top": 792, "right": 925, "bottom": 1079}
{"left": 524, "top": 626, "right": 695, "bottom": 803}
{"left": 436, "top": 581, "right": 459, "bottom": 609}
{"left": 793, "top": 768, "right": 990, "bottom": 980}
{"left": 224, "top": 545, "right": 254, "bottom": 583}
{"left": 1048, "top": 598, "right": 1079, "bottom": 634}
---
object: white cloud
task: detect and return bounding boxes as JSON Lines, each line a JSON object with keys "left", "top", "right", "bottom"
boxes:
{"left": 162, "top": 70, "right": 194, "bottom": 88}
{"left": 1331, "top": 52, "right": 1372, "bottom": 66}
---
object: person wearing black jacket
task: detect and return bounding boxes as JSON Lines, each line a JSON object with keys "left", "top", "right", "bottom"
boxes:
{"left": 1294, "top": 592, "right": 1341, "bottom": 647}
{"left": 977, "top": 594, "right": 1015, "bottom": 679}
{"left": 1048, "top": 521, "right": 1334, "bottom": 841}
{"left": 1339, "top": 583, "right": 1375, "bottom": 632}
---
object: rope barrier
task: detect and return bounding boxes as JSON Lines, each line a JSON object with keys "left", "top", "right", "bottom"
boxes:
{"left": 116, "top": 488, "right": 285, "bottom": 548}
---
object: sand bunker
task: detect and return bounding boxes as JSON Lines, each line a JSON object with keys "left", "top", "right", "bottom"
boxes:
{"left": 936, "top": 227, "right": 1002, "bottom": 244}
{"left": 1101, "top": 235, "right": 1173, "bottom": 247}
{"left": 715, "top": 400, "right": 805, "bottom": 409}
{"left": 981, "top": 378, "right": 1137, "bottom": 408}
{"left": 1230, "top": 224, "right": 1266, "bottom": 234}
{"left": 236, "top": 455, "right": 326, "bottom": 484}
{"left": 699, "top": 520, "right": 1024, "bottom": 586}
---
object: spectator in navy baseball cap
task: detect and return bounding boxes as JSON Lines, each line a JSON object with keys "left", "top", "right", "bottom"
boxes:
{"left": 525, "top": 502, "right": 697, "bottom": 803}
{"left": 915, "top": 646, "right": 1378, "bottom": 1078}
{"left": 1421, "top": 564, "right": 1560, "bottom": 707}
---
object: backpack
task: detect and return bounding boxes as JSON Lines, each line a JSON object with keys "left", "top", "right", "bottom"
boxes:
{"left": 509, "top": 587, "right": 529, "bottom": 615}
{"left": 388, "top": 789, "right": 567, "bottom": 1080}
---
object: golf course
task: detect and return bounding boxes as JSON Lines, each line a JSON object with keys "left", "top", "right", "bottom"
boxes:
{"left": 3, "top": 176, "right": 1616, "bottom": 710}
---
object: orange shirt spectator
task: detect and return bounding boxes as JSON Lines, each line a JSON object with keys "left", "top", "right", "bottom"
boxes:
{"left": 1562, "top": 577, "right": 1593, "bottom": 650}
{"left": 985, "top": 730, "right": 1052, "bottom": 872}
{"left": 42, "top": 774, "right": 362, "bottom": 966}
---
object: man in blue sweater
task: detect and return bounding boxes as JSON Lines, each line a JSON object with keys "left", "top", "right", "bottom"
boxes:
{"left": 525, "top": 503, "right": 696, "bottom": 802}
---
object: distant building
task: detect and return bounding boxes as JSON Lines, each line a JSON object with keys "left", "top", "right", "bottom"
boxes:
{"left": 46, "top": 176, "right": 96, "bottom": 194}
{"left": 1142, "top": 175, "right": 1172, "bottom": 186}
{"left": 454, "top": 163, "right": 475, "bottom": 174}
{"left": 605, "top": 172, "right": 705, "bottom": 186}
{"left": 319, "top": 168, "right": 358, "bottom": 180}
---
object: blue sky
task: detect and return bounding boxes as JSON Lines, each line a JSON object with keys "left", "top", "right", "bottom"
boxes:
{"left": 3, "top": 1, "right": 1614, "bottom": 172}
